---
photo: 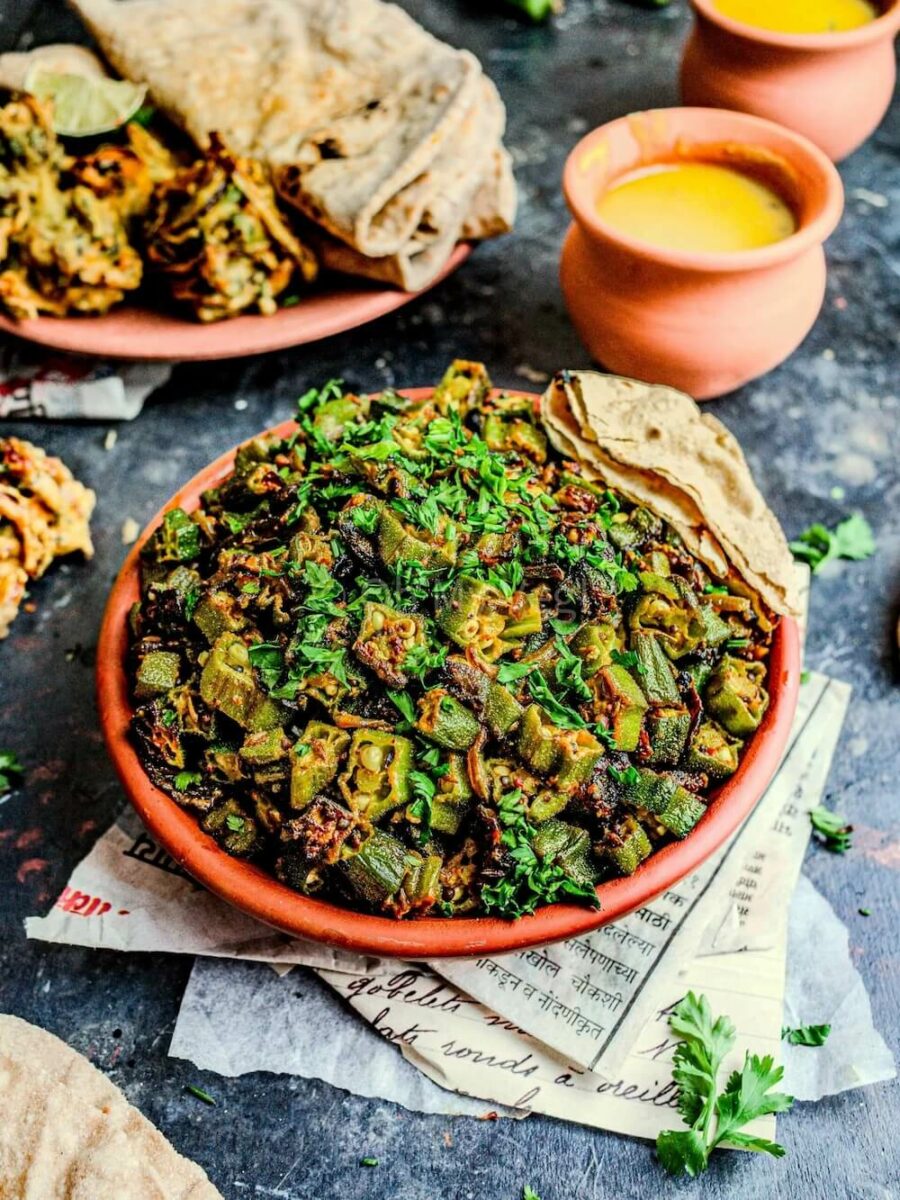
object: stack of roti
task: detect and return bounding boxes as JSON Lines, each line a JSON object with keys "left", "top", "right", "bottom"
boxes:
{"left": 69, "top": 0, "right": 517, "bottom": 290}
{"left": 0, "top": 1015, "right": 222, "bottom": 1198}
{"left": 541, "top": 370, "right": 801, "bottom": 621}
{"left": 0, "top": 438, "right": 95, "bottom": 639}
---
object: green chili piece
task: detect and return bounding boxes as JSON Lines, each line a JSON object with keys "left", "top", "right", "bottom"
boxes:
{"left": 685, "top": 719, "right": 742, "bottom": 780}
{"left": 290, "top": 721, "right": 351, "bottom": 810}
{"left": 338, "top": 729, "right": 413, "bottom": 821}
{"left": 199, "top": 634, "right": 285, "bottom": 731}
{"left": 415, "top": 690, "right": 481, "bottom": 751}
{"left": 135, "top": 650, "right": 180, "bottom": 699}
{"left": 705, "top": 655, "right": 769, "bottom": 737}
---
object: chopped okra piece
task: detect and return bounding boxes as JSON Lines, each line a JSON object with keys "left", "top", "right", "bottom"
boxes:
{"left": 202, "top": 798, "right": 260, "bottom": 857}
{"left": 148, "top": 507, "right": 201, "bottom": 563}
{"left": 571, "top": 621, "right": 623, "bottom": 677}
{"left": 629, "top": 574, "right": 706, "bottom": 659}
{"left": 607, "top": 816, "right": 652, "bottom": 875}
{"left": 429, "top": 754, "right": 474, "bottom": 835}
{"left": 705, "top": 655, "right": 769, "bottom": 736}
{"left": 528, "top": 789, "right": 570, "bottom": 823}
{"left": 518, "top": 704, "right": 563, "bottom": 774}
{"left": 338, "top": 729, "right": 413, "bottom": 821}
{"left": 193, "top": 588, "right": 249, "bottom": 643}
{"left": 532, "top": 820, "right": 597, "bottom": 890}
{"left": 686, "top": 719, "right": 742, "bottom": 780}
{"left": 445, "top": 657, "right": 525, "bottom": 738}
{"left": 313, "top": 393, "right": 369, "bottom": 441}
{"left": 290, "top": 722, "right": 351, "bottom": 810}
{"left": 135, "top": 649, "right": 180, "bottom": 699}
{"left": 590, "top": 664, "right": 648, "bottom": 752}
{"left": 432, "top": 359, "right": 491, "bottom": 417}
{"left": 555, "top": 727, "right": 605, "bottom": 789}
{"left": 631, "top": 631, "right": 680, "bottom": 703}
{"left": 343, "top": 828, "right": 411, "bottom": 907}
{"left": 377, "top": 506, "right": 457, "bottom": 569}
{"left": 437, "top": 575, "right": 508, "bottom": 655}
{"left": 199, "top": 634, "right": 285, "bottom": 731}
{"left": 415, "top": 689, "right": 481, "bottom": 751}
{"left": 482, "top": 412, "right": 548, "bottom": 464}
{"left": 352, "top": 601, "right": 425, "bottom": 687}
{"left": 644, "top": 704, "right": 691, "bottom": 767}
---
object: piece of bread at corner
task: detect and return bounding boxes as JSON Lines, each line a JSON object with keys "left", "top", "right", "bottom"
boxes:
{"left": 0, "top": 1014, "right": 222, "bottom": 1199}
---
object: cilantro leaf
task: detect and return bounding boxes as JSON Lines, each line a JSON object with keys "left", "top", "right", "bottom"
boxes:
{"left": 522, "top": 1188, "right": 542, "bottom": 1200}
{"left": 173, "top": 771, "right": 202, "bottom": 791}
{"left": 656, "top": 992, "right": 792, "bottom": 1177}
{"left": 790, "top": 513, "right": 876, "bottom": 573}
{"left": 809, "top": 806, "right": 853, "bottom": 853}
{"left": 782, "top": 1023, "right": 831, "bottom": 1047}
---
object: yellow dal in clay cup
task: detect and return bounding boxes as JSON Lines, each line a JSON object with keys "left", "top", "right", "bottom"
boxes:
{"left": 714, "top": 0, "right": 879, "bottom": 34}
{"left": 595, "top": 162, "right": 797, "bottom": 254}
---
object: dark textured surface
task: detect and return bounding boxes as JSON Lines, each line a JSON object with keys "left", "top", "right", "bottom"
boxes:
{"left": 1, "top": 1, "right": 898, "bottom": 1196}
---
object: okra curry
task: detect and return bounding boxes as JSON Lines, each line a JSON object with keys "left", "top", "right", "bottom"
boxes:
{"left": 127, "top": 362, "right": 773, "bottom": 919}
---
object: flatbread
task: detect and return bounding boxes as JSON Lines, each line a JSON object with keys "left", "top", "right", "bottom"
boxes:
{"left": 541, "top": 371, "right": 799, "bottom": 617}
{"left": 0, "top": 1015, "right": 222, "bottom": 1199}
{"left": 69, "top": 0, "right": 512, "bottom": 283}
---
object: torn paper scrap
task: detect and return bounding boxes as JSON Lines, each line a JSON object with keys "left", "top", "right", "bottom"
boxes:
{"left": 0, "top": 343, "right": 170, "bottom": 420}
{"left": 782, "top": 874, "right": 895, "bottom": 1102}
{"left": 169, "top": 956, "right": 516, "bottom": 1120}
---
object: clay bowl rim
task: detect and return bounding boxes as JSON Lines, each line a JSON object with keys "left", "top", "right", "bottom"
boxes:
{"left": 96, "top": 387, "right": 801, "bottom": 959}
{"left": 689, "top": 0, "right": 900, "bottom": 53}
{"left": 563, "top": 106, "right": 844, "bottom": 275}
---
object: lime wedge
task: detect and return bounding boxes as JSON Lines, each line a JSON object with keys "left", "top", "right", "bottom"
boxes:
{"left": 24, "top": 67, "right": 147, "bottom": 137}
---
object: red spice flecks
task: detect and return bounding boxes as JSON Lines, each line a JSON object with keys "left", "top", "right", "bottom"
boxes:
{"left": 16, "top": 858, "right": 48, "bottom": 883}
{"left": 14, "top": 828, "right": 43, "bottom": 851}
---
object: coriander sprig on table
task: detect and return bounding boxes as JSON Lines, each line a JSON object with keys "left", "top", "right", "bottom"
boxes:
{"left": 656, "top": 992, "right": 793, "bottom": 1177}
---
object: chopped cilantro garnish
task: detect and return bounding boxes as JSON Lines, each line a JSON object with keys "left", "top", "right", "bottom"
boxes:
{"left": 0, "top": 750, "right": 24, "bottom": 797}
{"left": 184, "top": 1084, "right": 217, "bottom": 1106}
{"left": 173, "top": 771, "right": 202, "bottom": 791}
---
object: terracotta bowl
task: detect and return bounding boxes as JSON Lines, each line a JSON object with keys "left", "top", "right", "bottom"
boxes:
{"left": 681, "top": 0, "right": 900, "bottom": 162}
{"left": 96, "top": 391, "right": 801, "bottom": 958}
{"left": 560, "top": 107, "right": 844, "bottom": 400}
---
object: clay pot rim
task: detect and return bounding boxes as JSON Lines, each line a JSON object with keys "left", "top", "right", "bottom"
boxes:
{"left": 563, "top": 107, "right": 844, "bottom": 274}
{"left": 690, "top": 0, "right": 900, "bottom": 52}
{"left": 96, "top": 390, "right": 801, "bottom": 958}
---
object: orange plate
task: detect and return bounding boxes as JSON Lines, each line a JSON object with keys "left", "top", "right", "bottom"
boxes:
{"left": 0, "top": 245, "right": 471, "bottom": 362}
{"left": 96, "top": 389, "right": 801, "bottom": 958}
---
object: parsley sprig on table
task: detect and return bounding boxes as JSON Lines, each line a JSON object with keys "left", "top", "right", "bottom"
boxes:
{"left": 480, "top": 791, "right": 601, "bottom": 918}
{"left": 656, "top": 992, "right": 793, "bottom": 1177}
{"left": 790, "top": 513, "right": 875, "bottom": 573}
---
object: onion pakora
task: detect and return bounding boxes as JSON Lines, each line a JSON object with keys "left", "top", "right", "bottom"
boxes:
{"left": 0, "top": 437, "right": 95, "bottom": 638}
{"left": 142, "top": 133, "right": 318, "bottom": 322}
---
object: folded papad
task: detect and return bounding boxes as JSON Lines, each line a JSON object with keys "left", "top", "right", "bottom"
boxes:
{"left": 69, "top": 0, "right": 516, "bottom": 288}
{"left": 0, "top": 1014, "right": 222, "bottom": 1199}
{"left": 541, "top": 371, "right": 800, "bottom": 619}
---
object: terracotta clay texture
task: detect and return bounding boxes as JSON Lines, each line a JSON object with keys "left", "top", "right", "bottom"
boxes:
{"left": 681, "top": 0, "right": 900, "bottom": 162}
{"left": 0, "top": 245, "right": 472, "bottom": 362}
{"left": 96, "top": 392, "right": 801, "bottom": 959}
{"left": 561, "top": 107, "right": 844, "bottom": 400}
